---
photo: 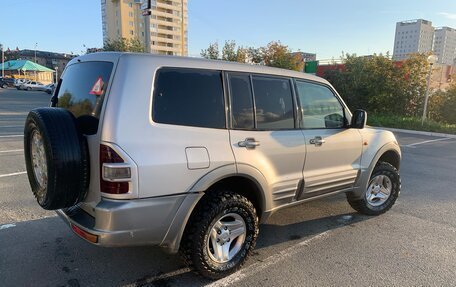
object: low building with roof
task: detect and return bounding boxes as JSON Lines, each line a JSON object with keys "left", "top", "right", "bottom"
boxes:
{"left": 3, "top": 48, "right": 77, "bottom": 73}
{"left": 0, "top": 60, "right": 55, "bottom": 84}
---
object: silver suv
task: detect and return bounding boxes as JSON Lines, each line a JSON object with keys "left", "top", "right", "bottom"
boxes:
{"left": 24, "top": 52, "right": 401, "bottom": 279}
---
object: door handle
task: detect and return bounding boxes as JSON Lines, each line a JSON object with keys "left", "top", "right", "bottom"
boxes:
{"left": 309, "top": 136, "right": 326, "bottom": 146}
{"left": 238, "top": 138, "right": 260, "bottom": 149}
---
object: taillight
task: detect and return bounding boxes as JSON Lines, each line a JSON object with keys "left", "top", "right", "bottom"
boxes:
{"left": 100, "top": 144, "right": 130, "bottom": 194}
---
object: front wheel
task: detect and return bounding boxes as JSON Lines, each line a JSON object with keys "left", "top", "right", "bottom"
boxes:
{"left": 347, "top": 162, "right": 401, "bottom": 216}
{"left": 180, "top": 190, "right": 259, "bottom": 279}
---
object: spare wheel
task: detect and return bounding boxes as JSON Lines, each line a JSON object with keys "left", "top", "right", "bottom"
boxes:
{"left": 24, "top": 108, "right": 90, "bottom": 210}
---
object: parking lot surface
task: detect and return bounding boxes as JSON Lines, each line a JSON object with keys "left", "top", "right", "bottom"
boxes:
{"left": 1, "top": 88, "right": 455, "bottom": 287}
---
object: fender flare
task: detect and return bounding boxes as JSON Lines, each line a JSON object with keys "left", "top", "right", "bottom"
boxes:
{"left": 351, "top": 142, "right": 401, "bottom": 199}
{"left": 162, "top": 163, "right": 271, "bottom": 253}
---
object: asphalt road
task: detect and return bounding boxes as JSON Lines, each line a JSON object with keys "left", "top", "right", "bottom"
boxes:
{"left": 1, "top": 88, "right": 455, "bottom": 287}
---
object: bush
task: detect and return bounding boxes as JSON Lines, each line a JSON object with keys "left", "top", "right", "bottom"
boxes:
{"left": 368, "top": 114, "right": 456, "bottom": 135}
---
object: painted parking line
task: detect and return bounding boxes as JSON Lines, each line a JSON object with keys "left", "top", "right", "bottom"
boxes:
{"left": 207, "top": 230, "right": 332, "bottom": 287}
{"left": 402, "top": 137, "right": 452, "bottom": 148}
{"left": 0, "top": 171, "right": 27, "bottom": 178}
{"left": 0, "top": 125, "right": 23, "bottom": 128}
{"left": 0, "top": 149, "right": 23, "bottom": 154}
{"left": 0, "top": 223, "right": 16, "bottom": 230}
{"left": 123, "top": 268, "right": 191, "bottom": 287}
{"left": 0, "top": 135, "right": 23, "bottom": 138}
{"left": 0, "top": 112, "right": 28, "bottom": 116}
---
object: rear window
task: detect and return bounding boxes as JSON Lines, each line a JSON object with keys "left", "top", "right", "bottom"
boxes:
{"left": 152, "top": 68, "right": 225, "bottom": 129}
{"left": 56, "top": 61, "right": 113, "bottom": 119}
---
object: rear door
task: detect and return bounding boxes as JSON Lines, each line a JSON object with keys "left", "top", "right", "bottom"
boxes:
{"left": 295, "top": 80, "right": 362, "bottom": 198}
{"left": 228, "top": 73, "right": 306, "bottom": 206}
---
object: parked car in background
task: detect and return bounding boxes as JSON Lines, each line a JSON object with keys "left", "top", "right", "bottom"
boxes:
{"left": 0, "top": 77, "right": 16, "bottom": 88}
{"left": 15, "top": 79, "right": 31, "bottom": 90}
{"left": 45, "top": 83, "right": 55, "bottom": 94}
{"left": 20, "top": 81, "right": 47, "bottom": 91}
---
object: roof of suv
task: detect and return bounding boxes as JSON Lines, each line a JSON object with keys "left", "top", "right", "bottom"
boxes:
{"left": 69, "top": 52, "right": 329, "bottom": 85}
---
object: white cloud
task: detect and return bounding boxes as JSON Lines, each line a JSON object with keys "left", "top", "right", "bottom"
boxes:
{"left": 439, "top": 12, "right": 456, "bottom": 20}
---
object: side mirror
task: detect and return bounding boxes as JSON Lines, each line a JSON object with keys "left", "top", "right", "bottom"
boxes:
{"left": 351, "top": 109, "right": 367, "bottom": 129}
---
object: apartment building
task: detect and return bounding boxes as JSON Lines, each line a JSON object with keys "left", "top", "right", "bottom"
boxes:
{"left": 392, "top": 19, "right": 435, "bottom": 61}
{"left": 101, "top": 0, "right": 188, "bottom": 56}
{"left": 433, "top": 27, "right": 456, "bottom": 65}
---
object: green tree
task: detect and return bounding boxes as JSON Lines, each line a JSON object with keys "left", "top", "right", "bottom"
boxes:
{"left": 200, "top": 40, "right": 303, "bottom": 71}
{"left": 440, "top": 86, "right": 456, "bottom": 124}
{"left": 103, "top": 38, "right": 144, "bottom": 52}
{"left": 399, "top": 53, "right": 430, "bottom": 116}
{"left": 428, "top": 90, "right": 447, "bottom": 122}
{"left": 222, "top": 40, "right": 237, "bottom": 62}
{"left": 261, "top": 41, "right": 303, "bottom": 71}
{"left": 430, "top": 82, "right": 456, "bottom": 124}
{"left": 201, "top": 42, "right": 220, "bottom": 60}
{"left": 247, "top": 47, "right": 263, "bottom": 64}
{"left": 236, "top": 47, "right": 248, "bottom": 63}
{"left": 323, "top": 53, "right": 431, "bottom": 116}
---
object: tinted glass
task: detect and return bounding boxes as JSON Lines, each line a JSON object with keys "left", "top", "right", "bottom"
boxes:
{"left": 153, "top": 68, "right": 225, "bottom": 129}
{"left": 295, "top": 81, "right": 344, "bottom": 129}
{"left": 56, "top": 61, "right": 113, "bottom": 119}
{"left": 252, "top": 76, "right": 294, "bottom": 129}
{"left": 228, "top": 74, "right": 254, "bottom": 129}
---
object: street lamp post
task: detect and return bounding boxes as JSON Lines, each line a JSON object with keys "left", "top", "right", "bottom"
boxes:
{"left": 421, "top": 55, "right": 438, "bottom": 125}
{"left": 34, "top": 42, "right": 38, "bottom": 81}
{"left": 55, "top": 67, "right": 58, "bottom": 84}
{"left": 141, "top": 0, "right": 151, "bottom": 53}
{"left": 1, "top": 44, "right": 4, "bottom": 78}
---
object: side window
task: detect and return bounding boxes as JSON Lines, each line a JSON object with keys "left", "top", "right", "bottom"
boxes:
{"left": 228, "top": 74, "right": 254, "bottom": 129}
{"left": 295, "top": 80, "right": 345, "bottom": 129}
{"left": 152, "top": 68, "right": 225, "bottom": 129}
{"left": 252, "top": 76, "right": 294, "bottom": 130}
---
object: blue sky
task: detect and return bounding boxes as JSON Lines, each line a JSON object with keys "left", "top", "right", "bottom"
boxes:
{"left": 1, "top": 0, "right": 456, "bottom": 59}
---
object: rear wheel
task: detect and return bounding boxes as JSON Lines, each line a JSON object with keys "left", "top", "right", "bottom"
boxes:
{"left": 347, "top": 162, "right": 400, "bottom": 215}
{"left": 180, "top": 190, "right": 259, "bottom": 279}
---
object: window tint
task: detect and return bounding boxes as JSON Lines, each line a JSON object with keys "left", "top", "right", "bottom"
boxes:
{"left": 153, "top": 68, "right": 225, "bottom": 129}
{"left": 56, "top": 61, "right": 113, "bottom": 119}
{"left": 295, "top": 81, "right": 345, "bottom": 129}
{"left": 252, "top": 76, "right": 294, "bottom": 130}
{"left": 228, "top": 74, "right": 254, "bottom": 129}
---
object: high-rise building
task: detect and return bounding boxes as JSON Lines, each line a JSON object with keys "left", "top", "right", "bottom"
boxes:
{"left": 101, "top": 0, "right": 188, "bottom": 56}
{"left": 433, "top": 27, "right": 456, "bottom": 65}
{"left": 392, "top": 19, "right": 434, "bottom": 61}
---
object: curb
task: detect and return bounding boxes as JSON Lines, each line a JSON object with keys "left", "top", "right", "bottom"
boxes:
{"left": 375, "top": 127, "right": 456, "bottom": 139}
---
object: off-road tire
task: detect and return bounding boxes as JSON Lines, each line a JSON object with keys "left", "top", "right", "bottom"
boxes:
{"left": 24, "top": 108, "right": 90, "bottom": 210}
{"left": 180, "top": 190, "right": 259, "bottom": 279}
{"left": 347, "top": 162, "right": 400, "bottom": 215}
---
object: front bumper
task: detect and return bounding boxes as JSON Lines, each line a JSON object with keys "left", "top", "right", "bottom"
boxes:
{"left": 56, "top": 193, "right": 203, "bottom": 251}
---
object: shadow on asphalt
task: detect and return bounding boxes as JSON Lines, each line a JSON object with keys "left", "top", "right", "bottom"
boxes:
{"left": 257, "top": 212, "right": 369, "bottom": 250}
{"left": 0, "top": 200, "right": 372, "bottom": 287}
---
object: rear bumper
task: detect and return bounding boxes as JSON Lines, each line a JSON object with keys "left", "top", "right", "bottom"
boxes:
{"left": 56, "top": 192, "right": 203, "bottom": 252}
